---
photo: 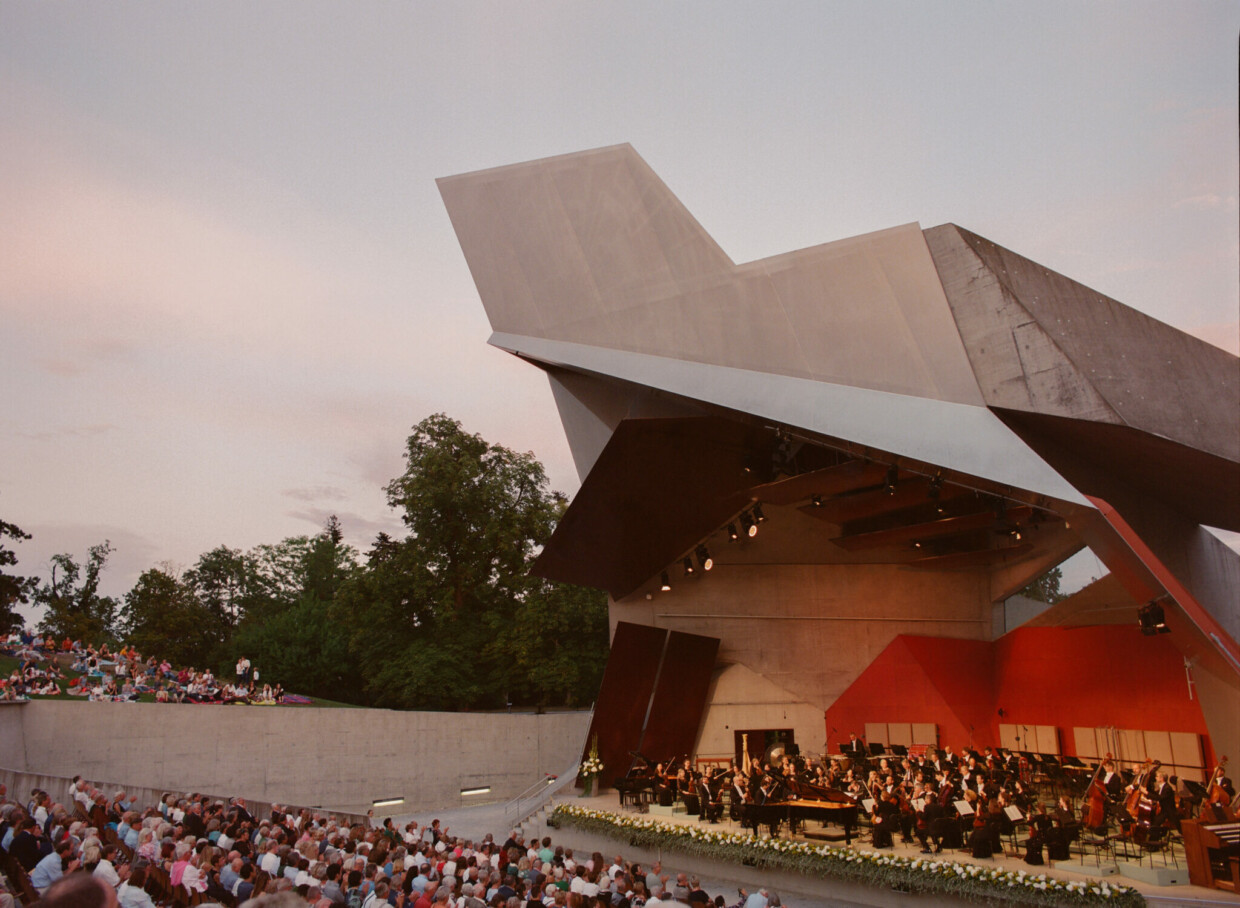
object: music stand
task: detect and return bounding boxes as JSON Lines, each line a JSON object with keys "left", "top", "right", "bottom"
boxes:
{"left": 889, "top": 744, "right": 908, "bottom": 757}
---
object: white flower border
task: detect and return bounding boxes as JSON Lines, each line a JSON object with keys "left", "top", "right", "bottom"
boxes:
{"left": 548, "top": 805, "right": 1144, "bottom": 907}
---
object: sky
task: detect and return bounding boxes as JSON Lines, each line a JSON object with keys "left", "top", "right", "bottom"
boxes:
{"left": 2, "top": 1, "right": 1238, "bottom": 614}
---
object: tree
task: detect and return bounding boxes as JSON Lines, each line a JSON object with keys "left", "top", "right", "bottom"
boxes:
{"left": 183, "top": 546, "right": 263, "bottom": 627}
{"left": 119, "top": 567, "right": 227, "bottom": 669}
{"left": 225, "top": 516, "right": 360, "bottom": 696}
{"left": 341, "top": 414, "right": 609, "bottom": 709}
{"left": 489, "top": 579, "right": 609, "bottom": 708}
{"left": 35, "top": 541, "right": 118, "bottom": 643}
{"left": 0, "top": 519, "right": 36, "bottom": 634}
{"left": 1019, "top": 566, "right": 1066, "bottom": 604}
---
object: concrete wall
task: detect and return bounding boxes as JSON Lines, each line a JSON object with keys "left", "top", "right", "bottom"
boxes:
{"left": 694, "top": 664, "right": 825, "bottom": 761}
{"left": 613, "top": 559, "right": 991, "bottom": 709}
{"left": 0, "top": 701, "right": 590, "bottom": 814}
{"left": 612, "top": 554, "right": 991, "bottom": 760}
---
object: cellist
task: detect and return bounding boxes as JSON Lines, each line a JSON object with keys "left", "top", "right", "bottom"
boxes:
{"left": 1151, "top": 771, "right": 1179, "bottom": 831}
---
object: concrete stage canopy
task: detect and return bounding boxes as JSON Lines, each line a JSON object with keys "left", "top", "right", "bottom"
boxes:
{"left": 438, "top": 144, "right": 1239, "bottom": 781}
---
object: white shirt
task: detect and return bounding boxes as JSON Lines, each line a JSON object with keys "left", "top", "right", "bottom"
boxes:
{"left": 94, "top": 859, "right": 121, "bottom": 888}
{"left": 260, "top": 851, "right": 281, "bottom": 875}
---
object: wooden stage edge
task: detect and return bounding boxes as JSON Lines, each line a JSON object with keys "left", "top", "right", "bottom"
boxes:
{"left": 532, "top": 791, "right": 1240, "bottom": 908}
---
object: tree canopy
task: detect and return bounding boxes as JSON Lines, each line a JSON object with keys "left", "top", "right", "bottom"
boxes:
{"left": 35, "top": 541, "right": 119, "bottom": 643}
{"left": 342, "top": 414, "right": 606, "bottom": 709}
{"left": 0, "top": 519, "right": 35, "bottom": 635}
{"left": 9, "top": 413, "right": 610, "bottom": 710}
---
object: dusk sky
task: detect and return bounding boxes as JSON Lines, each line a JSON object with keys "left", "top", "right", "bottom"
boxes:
{"left": 3, "top": 1, "right": 1237, "bottom": 612}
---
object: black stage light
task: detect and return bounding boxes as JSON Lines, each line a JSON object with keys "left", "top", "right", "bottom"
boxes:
{"left": 696, "top": 544, "right": 714, "bottom": 571}
{"left": 885, "top": 465, "right": 898, "bottom": 495}
{"left": 1138, "top": 601, "right": 1170, "bottom": 636}
{"left": 740, "top": 512, "right": 758, "bottom": 537}
{"left": 727, "top": 523, "right": 740, "bottom": 542}
{"left": 660, "top": 572, "right": 671, "bottom": 592}
{"left": 753, "top": 502, "right": 767, "bottom": 523}
{"left": 683, "top": 556, "right": 696, "bottom": 576}
{"left": 811, "top": 494, "right": 823, "bottom": 508}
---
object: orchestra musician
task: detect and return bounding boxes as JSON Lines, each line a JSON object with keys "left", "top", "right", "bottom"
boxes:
{"left": 1099, "top": 758, "right": 1123, "bottom": 798}
{"left": 1151, "top": 771, "right": 1180, "bottom": 830}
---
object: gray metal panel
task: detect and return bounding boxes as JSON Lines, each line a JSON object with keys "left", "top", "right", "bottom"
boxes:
{"left": 927, "top": 223, "right": 1240, "bottom": 463}
{"left": 439, "top": 146, "right": 985, "bottom": 408}
{"left": 492, "top": 331, "right": 1089, "bottom": 506}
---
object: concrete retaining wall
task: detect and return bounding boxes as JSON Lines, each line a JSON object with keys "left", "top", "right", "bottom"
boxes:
{"left": 0, "top": 700, "right": 590, "bottom": 814}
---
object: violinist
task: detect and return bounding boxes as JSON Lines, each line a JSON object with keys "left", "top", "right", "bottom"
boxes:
{"left": 1010, "top": 780, "right": 1033, "bottom": 813}
{"left": 1047, "top": 796, "right": 1076, "bottom": 861}
{"left": 870, "top": 789, "right": 900, "bottom": 849}
{"left": 893, "top": 779, "right": 916, "bottom": 844}
{"left": 654, "top": 762, "right": 675, "bottom": 807}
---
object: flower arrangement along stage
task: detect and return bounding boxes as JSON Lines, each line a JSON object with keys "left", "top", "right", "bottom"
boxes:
{"left": 546, "top": 805, "right": 1145, "bottom": 907}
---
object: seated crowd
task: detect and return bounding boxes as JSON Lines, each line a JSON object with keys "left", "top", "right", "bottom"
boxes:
{"left": 1, "top": 633, "right": 283, "bottom": 706}
{"left": 0, "top": 779, "right": 784, "bottom": 908}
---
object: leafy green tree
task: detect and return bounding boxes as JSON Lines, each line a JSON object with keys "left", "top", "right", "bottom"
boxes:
{"left": 119, "top": 567, "right": 227, "bottom": 668}
{"left": 183, "top": 545, "right": 263, "bottom": 627}
{"left": 489, "top": 579, "right": 608, "bottom": 708}
{"left": 1019, "top": 566, "right": 1066, "bottom": 604}
{"left": 226, "top": 516, "right": 361, "bottom": 696}
{"left": 0, "top": 519, "right": 36, "bottom": 634}
{"left": 35, "top": 541, "right": 118, "bottom": 643}
{"left": 342, "top": 414, "right": 609, "bottom": 709}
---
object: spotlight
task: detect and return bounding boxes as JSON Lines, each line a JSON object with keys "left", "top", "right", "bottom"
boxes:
{"left": 696, "top": 544, "right": 714, "bottom": 571}
{"left": 928, "top": 477, "right": 945, "bottom": 514}
{"left": 912, "top": 541, "right": 922, "bottom": 550}
{"left": 753, "top": 502, "right": 767, "bottom": 523}
{"left": 660, "top": 572, "right": 671, "bottom": 592}
{"left": 811, "top": 495, "right": 823, "bottom": 508}
{"left": 726, "top": 523, "right": 740, "bottom": 542}
{"left": 740, "top": 512, "right": 758, "bottom": 537}
{"left": 1010, "top": 526, "right": 1022, "bottom": 541}
{"left": 1138, "top": 602, "right": 1170, "bottom": 636}
{"left": 885, "top": 465, "right": 898, "bottom": 495}
{"left": 683, "top": 556, "right": 696, "bottom": 576}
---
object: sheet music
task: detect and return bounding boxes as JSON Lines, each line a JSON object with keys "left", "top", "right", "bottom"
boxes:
{"left": 954, "top": 799, "right": 974, "bottom": 816}
{"left": 911, "top": 798, "right": 925, "bottom": 812}
{"left": 862, "top": 798, "right": 875, "bottom": 812}
{"left": 1004, "top": 806, "right": 1023, "bottom": 821}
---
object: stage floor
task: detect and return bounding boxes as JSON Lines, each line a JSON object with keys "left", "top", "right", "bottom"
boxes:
{"left": 544, "top": 791, "right": 1240, "bottom": 907}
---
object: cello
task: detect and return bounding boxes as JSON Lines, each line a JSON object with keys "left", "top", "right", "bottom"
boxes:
{"left": 1083, "top": 753, "right": 1112, "bottom": 830}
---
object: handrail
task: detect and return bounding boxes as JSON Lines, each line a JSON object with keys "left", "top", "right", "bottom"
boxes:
{"left": 505, "top": 770, "right": 569, "bottom": 823}
{"left": 504, "top": 703, "right": 595, "bottom": 826}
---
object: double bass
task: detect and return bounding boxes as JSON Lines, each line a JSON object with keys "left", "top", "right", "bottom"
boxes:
{"left": 1123, "top": 758, "right": 1160, "bottom": 843}
{"left": 1204, "top": 755, "right": 1233, "bottom": 820}
{"left": 1083, "top": 753, "right": 1113, "bottom": 830}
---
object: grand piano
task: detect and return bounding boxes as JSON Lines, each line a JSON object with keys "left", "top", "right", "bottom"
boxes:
{"left": 614, "top": 752, "right": 659, "bottom": 809}
{"left": 741, "top": 773, "right": 860, "bottom": 845}
{"left": 1182, "top": 819, "right": 1240, "bottom": 891}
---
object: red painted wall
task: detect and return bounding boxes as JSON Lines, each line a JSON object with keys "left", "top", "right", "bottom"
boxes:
{"left": 825, "top": 626, "right": 1210, "bottom": 762}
